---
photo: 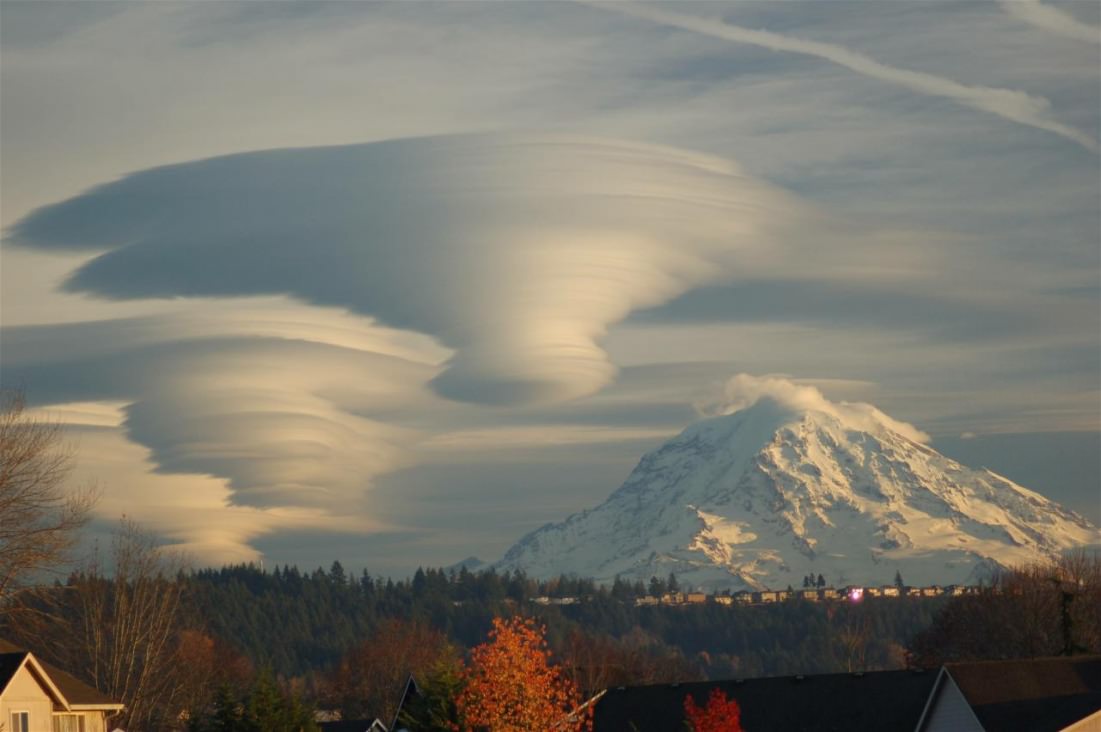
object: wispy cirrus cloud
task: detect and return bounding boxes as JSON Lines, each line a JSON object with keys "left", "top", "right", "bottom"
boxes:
{"left": 1001, "top": 0, "right": 1100, "bottom": 43}
{"left": 589, "top": 2, "right": 1099, "bottom": 152}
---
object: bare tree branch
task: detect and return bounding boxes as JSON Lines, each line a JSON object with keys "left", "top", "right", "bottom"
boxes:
{"left": 0, "top": 389, "right": 96, "bottom": 612}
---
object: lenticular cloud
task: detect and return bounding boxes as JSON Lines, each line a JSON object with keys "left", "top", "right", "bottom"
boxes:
{"left": 10, "top": 134, "right": 822, "bottom": 405}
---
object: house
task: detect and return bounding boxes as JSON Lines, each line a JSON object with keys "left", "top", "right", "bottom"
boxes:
{"left": 0, "top": 640, "right": 123, "bottom": 732}
{"left": 592, "top": 668, "right": 938, "bottom": 731}
{"left": 713, "top": 595, "right": 733, "bottom": 606}
{"left": 916, "top": 656, "right": 1101, "bottom": 732}
{"left": 684, "top": 593, "right": 707, "bottom": 604}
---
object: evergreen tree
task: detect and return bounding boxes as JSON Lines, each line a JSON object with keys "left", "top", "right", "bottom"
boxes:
{"left": 649, "top": 576, "right": 666, "bottom": 597}
{"left": 246, "top": 669, "right": 284, "bottom": 731}
{"left": 816, "top": 574, "right": 826, "bottom": 589}
{"left": 895, "top": 570, "right": 905, "bottom": 590}
{"left": 397, "top": 658, "right": 464, "bottom": 731}
{"left": 200, "top": 684, "right": 245, "bottom": 732}
{"left": 329, "top": 561, "right": 347, "bottom": 587}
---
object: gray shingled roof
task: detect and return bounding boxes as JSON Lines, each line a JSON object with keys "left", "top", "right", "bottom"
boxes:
{"left": 946, "top": 656, "right": 1101, "bottom": 732}
{"left": 593, "top": 668, "right": 939, "bottom": 731}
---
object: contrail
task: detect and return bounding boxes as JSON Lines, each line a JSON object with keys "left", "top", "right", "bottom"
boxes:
{"left": 1001, "top": 0, "right": 1100, "bottom": 44}
{"left": 587, "top": 2, "right": 1098, "bottom": 153}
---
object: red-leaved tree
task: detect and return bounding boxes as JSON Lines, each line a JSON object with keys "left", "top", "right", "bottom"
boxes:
{"left": 456, "top": 616, "right": 590, "bottom": 732}
{"left": 684, "top": 688, "right": 743, "bottom": 732}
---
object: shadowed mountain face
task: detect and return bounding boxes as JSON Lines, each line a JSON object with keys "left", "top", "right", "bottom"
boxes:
{"left": 495, "top": 388, "right": 1099, "bottom": 591}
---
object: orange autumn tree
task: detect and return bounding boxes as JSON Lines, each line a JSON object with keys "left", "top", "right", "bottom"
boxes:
{"left": 684, "top": 688, "right": 744, "bottom": 732}
{"left": 456, "top": 616, "right": 590, "bottom": 732}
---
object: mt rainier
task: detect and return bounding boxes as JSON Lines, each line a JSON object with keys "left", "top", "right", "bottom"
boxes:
{"left": 495, "top": 376, "right": 1099, "bottom": 590}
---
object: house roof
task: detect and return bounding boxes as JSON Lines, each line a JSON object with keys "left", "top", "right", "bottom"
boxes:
{"left": 0, "top": 651, "right": 30, "bottom": 695}
{"left": 318, "top": 719, "right": 388, "bottom": 732}
{"left": 0, "top": 639, "right": 123, "bottom": 710}
{"left": 944, "top": 656, "right": 1101, "bottom": 732}
{"left": 592, "top": 668, "right": 939, "bottom": 731}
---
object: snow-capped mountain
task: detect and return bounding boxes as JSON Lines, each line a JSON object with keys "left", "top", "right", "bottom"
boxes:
{"left": 495, "top": 377, "right": 1100, "bottom": 590}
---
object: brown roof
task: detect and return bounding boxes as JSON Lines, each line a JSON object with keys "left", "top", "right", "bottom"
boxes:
{"left": 0, "top": 638, "right": 122, "bottom": 708}
{"left": 946, "top": 656, "right": 1101, "bottom": 732}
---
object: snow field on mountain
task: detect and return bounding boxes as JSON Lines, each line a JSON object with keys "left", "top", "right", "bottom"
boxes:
{"left": 496, "top": 376, "right": 1099, "bottom": 590}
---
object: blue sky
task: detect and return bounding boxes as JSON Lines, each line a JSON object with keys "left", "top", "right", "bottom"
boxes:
{"left": 1, "top": 1, "right": 1097, "bottom": 575}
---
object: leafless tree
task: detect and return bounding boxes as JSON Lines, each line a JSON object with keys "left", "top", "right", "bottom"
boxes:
{"left": 35, "top": 519, "right": 190, "bottom": 730}
{"left": 324, "top": 619, "right": 458, "bottom": 723}
{"left": 0, "top": 390, "right": 96, "bottom": 611}
{"left": 907, "top": 551, "right": 1101, "bottom": 667}
{"left": 561, "top": 628, "right": 704, "bottom": 697}
{"left": 837, "top": 611, "right": 871, "bottom": 672}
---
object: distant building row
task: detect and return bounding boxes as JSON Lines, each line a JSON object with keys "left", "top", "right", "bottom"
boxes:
{"left": 529, "top": 584, "right": 979, "bottom": 608}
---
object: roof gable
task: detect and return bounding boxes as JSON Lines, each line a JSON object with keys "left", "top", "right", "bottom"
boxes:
{"left": 915, "top": 667, "right": 984, "bottom": 732}
{"left": 0, "top": 639, "right": 123, "bottom": 711}
{"left": 0, "top": 650, "right": 71, "bottom": 709}
{"left": 945, "top": 656, "right": 1101, "bottom": 732}
{"left": 0, "top": 652, "right": 31, "bottom": 698}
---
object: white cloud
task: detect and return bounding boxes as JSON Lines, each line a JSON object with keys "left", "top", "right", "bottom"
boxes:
{"left": 65, "top": 420, "right": 389, "bottom": 565}
{"left": 2, "top": 2, "right": 1096, "bottom": 570}
{"left": 9, "top": 133, "right": 845, "bottom": 406}
{"left": 590, "top": 2, "right": 1098, "bottom": 152}
{"left": 706, "top": 372, "right": 932, "bottom": 444}
{"left": 3, "top": 305, "right": 439, "bottom": 514}
{"left": 1001, "top": 0, "right": 1100, "bottom": 43}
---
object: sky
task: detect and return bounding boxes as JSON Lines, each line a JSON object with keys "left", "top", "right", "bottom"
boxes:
{"left": 1, "top": 0, "right": 1098, "bottom": 577}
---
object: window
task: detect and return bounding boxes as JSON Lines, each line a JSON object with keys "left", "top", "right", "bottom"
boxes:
{"left": 53, "top": 714, "right": 87, "bottom": 732}
{"left": 10, "top": 711, "right": 29, "bottom": 732}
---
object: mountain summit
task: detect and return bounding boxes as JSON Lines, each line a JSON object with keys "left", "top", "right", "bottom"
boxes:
{"left": 495, "top": 376, "right": 1099, "bottom": 590}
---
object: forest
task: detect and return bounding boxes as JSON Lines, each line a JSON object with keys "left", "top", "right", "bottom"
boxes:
{"left": 183, "top": 561, "right": 940, "bottom": 680}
